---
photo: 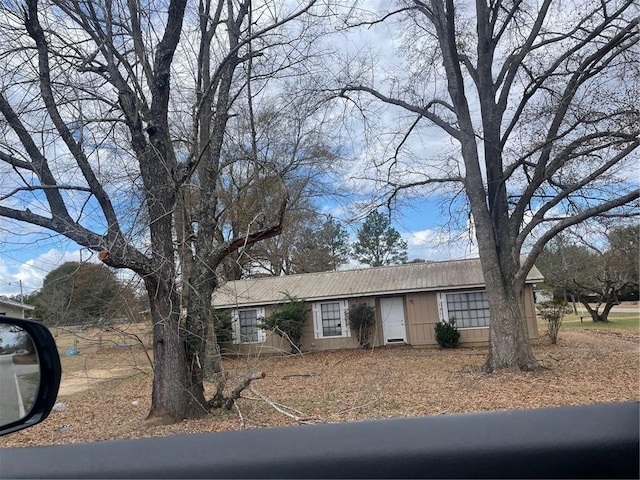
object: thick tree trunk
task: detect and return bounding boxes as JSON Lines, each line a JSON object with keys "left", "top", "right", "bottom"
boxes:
{"left": 469, "top": 181, "right": 540, "bottom": 372}
{"left": 581, "top": 299, "right": 614, "bottom": 322}
{"left": 483, "top": 279, "right": 540, "bottom": 372}
{"left": 146, "top": 277, "right": 207, "bottom": 421}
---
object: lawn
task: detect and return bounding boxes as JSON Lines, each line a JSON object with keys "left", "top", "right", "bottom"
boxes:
{"left": 1, "top": 325, "right": 637, "bottom": 448}
{"left": 538, "top": 311, "right": 640, "bottom": 332}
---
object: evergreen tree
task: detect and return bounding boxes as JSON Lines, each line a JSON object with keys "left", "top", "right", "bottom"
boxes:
{"left": 291, "top": 215, "right": 351, "bottom": 273}
{"left": 353, "top": 211, "right": 408, "bottom": 267}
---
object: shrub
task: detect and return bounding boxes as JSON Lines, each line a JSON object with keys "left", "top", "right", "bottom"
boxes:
{"left": 435, "top": 318, "right": 460, "bottom": 348}
{"left": 537, "top": 301, "right": 568, "bottom": 345}
{"left": 347, "top": 303, "right": 376, "bottom": 348}
{"left": 259, "top": 293, "right": 308, "bottom": 353}
{"left": 212, "top": 309, "right": 234, "bottom": 345}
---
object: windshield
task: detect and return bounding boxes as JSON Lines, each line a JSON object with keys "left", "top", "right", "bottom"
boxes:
{"left": 0, "top": 0, "right": 638, "bottom": 450}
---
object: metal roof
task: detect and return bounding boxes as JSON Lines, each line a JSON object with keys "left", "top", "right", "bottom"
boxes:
{"left": 0, "top": 298, "right": 35, "bottom": 310}
{"left": 213, "top": 258, "right": 544, "bottom": 308}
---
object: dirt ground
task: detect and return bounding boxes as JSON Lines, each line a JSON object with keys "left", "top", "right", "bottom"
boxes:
{"left": 1, "top": 326, "right": 638, "bottom": 448}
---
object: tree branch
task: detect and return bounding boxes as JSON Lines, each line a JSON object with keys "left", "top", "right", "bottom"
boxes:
{"left": 518, "top": 189, "right": 640, "bottom": 283}
{"left": 339, "top": 85, "right": 460, "bottom": 138}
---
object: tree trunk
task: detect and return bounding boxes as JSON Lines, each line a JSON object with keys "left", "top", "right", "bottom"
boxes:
{"left": 580, "top": 299, "right": 613, "bottom": 322}
{"left": 482, "top": 270, "right": 540, "bottom": 372}
{"left": 146, "top": 277, "right": 207, "bottom": 421}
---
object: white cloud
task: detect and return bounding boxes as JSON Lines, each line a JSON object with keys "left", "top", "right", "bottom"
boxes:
{"left": 405, "top": 228, "right": 478, "bottom": 261}
{"left": 0, "top": 247, "right": 83, "bottom": 297}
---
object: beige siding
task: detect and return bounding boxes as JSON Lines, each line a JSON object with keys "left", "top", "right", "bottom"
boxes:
{"left": 349, "top": 297, "right": 383, "bottom": 347}
{"left": 219, "top": 330, "right": 289, "bottom": 355}
{"left": 299, "top": 299, "right": 360, "bottom": 351}
{"left": 405, "top": 292, "right": 439, "bottom": 345}
{"left": 219, "top": 285, "right": 539, "bottom": 354}
{"left": 404, "top": 287, "right": 538, "bottom": 346}
{"left": 458, "top": 327, "right": 490, "bottom": 344}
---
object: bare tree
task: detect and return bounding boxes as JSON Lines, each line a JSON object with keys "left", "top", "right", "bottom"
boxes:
{"left": 0, "top": 0, "right": 327, "bottom": 420}
{"left": 214, "top": 97, "right": 341, "bottom": 279}
{"left": 338, "top": 0, "right": 639, "bottom": 371}
{"left": 538, "top": 225, "right": 639, "bottom": 322}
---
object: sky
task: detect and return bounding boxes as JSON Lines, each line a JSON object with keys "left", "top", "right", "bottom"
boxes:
{"left": 0, "top": 2, "right": 482, "bottom": 298}
{"left": 0, "top": 1, "right": 636, "bottom": 297}
{"left": 0, "top": 196, "right": 479, "bottom": 298}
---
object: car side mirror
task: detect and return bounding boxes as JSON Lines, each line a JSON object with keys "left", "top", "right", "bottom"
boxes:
{"left": 0, "top": 317, "right": 61, "bottom": 436}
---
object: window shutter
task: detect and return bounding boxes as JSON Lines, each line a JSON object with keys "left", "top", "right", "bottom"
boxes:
{"left": 341, "top": 300, "right": 350, "bottom": 337}
{"left": 312, "top": 302, "right": 322, "bottom": 339}
{"left": 231, "top": 309, "right": 240, "bottom": 344}
{"left": 257, "top": 307, "right": 266, "bottom": 342}
{"left": 437, "top": 293, "right": 448, "bottom": 322}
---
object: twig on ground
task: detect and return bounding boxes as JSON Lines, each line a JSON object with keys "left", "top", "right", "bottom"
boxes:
{"left": 248, "top": 387, "right": 325, "bottom": 424}
{"left": 281, "top": 372, "right": 318, "bottom": 379}
{"left": 338, "top": 398, "right": 380, "bottom": 414}
{"left": 232, "top": 400, "right": 245, "bottom": 429}
{"left": 330, "top": 351, "right": 355, "bottom": 367}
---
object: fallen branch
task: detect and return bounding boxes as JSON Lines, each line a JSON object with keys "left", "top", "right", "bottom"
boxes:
{"left": 338, "top": 398, "right": 380, "bottom": 414}
{"left": 249, "top": 387, "right": 325, "bottom": 424}
{"left": 223, "top": 372, "right": 266, "bottom": 410}
{"left": 232, "top": 400, "right": 245, "bottom": 429}
{"left": 281, "top": 372, "right": 318, "bottom": 379}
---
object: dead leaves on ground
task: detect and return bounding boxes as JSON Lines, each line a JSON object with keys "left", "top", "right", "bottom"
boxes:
{"left": 1, "top": 329, "right": 638, "bottom": 448}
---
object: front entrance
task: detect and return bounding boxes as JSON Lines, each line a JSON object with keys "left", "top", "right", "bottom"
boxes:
{"left": 380, "top": 297, "right": 406, "bottom": 344}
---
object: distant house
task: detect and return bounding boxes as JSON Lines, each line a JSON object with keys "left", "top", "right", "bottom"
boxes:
{"left": 212, "top": 258, "right": 542, "bottom": 353}
{"left": 0, "top": 298, "right": 35, "bottom": 319}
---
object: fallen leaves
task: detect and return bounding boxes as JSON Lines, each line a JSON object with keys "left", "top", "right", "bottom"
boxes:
{"left": 1, "top": 328, "right": 637, "bottom": 448}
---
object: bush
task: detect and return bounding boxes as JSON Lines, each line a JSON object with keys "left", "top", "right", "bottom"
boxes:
{"left": 347, "top": 303, "right": 376, "bottom": 348}
{"left": 537, "top": 301, "right": 568, "bottom": 345}
{"left": 435, "top": 318, "right": 460, "bottom": 348}
{"left": 259, "top": 294, "right": 307, "bottom": 353}
{"left": 212, "top": 310, "right": 233, "bottom": 345}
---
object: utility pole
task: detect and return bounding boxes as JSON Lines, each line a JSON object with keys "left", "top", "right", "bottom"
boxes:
{"left": 19, "top": 280, "right": 24, "bottom": 304}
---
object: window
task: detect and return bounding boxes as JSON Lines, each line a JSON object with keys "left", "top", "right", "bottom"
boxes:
{"left": 232, "top": 307, "right": 266, "bottom": 343}
{"left": 312, "top": 300, "right": 349, "bottom": 339}
{"left": 439, "top": 291, "right": 491, "bottom": 328}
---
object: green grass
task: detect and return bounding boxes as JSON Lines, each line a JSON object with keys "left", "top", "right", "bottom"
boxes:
{"left": 538, "top": 311, "right": 640, "bottom": 332}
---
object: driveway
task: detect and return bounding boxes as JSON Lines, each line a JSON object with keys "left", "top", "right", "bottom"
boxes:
{"left": 0, "top": 355, "right": 39, "bottom": 425}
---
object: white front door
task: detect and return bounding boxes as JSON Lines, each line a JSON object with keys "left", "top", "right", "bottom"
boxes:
{"left": 380, "top": 297, "right": 406, "bottom": 344}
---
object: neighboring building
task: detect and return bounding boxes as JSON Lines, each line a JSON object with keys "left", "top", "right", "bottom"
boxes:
{"left": 0, "top": 298, "right": 35, "bottom": 319}
{"left": 212, "top": 258, "right": 542, "bottom": 354}
{"left": 534, "top": 287, "right": 554, "bottom": 304}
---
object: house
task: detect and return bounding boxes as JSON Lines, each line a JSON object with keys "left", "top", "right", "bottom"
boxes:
{"left": 212, "top": 258, "right": 542, "bottom": 353}
{"left": 0, "top": 298, "right": 36, "bottom": 319}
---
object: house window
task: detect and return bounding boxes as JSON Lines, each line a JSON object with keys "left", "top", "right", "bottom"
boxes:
{"left": 312, "top": 300, "right": 349, "bottom": 339}
{"left": 232, "top": 307, "right": 266, "bottom": 343}
{"left": 442, "top": 291, "right": 491, "bottom": 328}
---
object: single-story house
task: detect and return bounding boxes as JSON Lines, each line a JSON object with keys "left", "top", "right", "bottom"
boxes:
{"left": 0, "top": 298, "right": 35, "bottom": 319}
{"left": 212, "top": 258, "right": 543, "bottom": 353}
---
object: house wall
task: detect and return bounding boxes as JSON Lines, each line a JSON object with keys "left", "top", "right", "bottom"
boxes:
{"left": 217, "top": 304, "right": 286, "bottom": 355}
{"left": 218, "top": 284, "right": 539, "bottom": 354}
{"left": 405, "top": 291, "right": 439, "bottom": 345}
{"left": 297, "top": 298, "right": 368, "bottom": 351}
{"left": 406, "top": 289, "right": 496, "bottom": 346}
{"left": 0, "top": 303, "right": 30, "bottom": 319}
{"left": 404, "top": 285, "right": 539, "bottom": 346}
